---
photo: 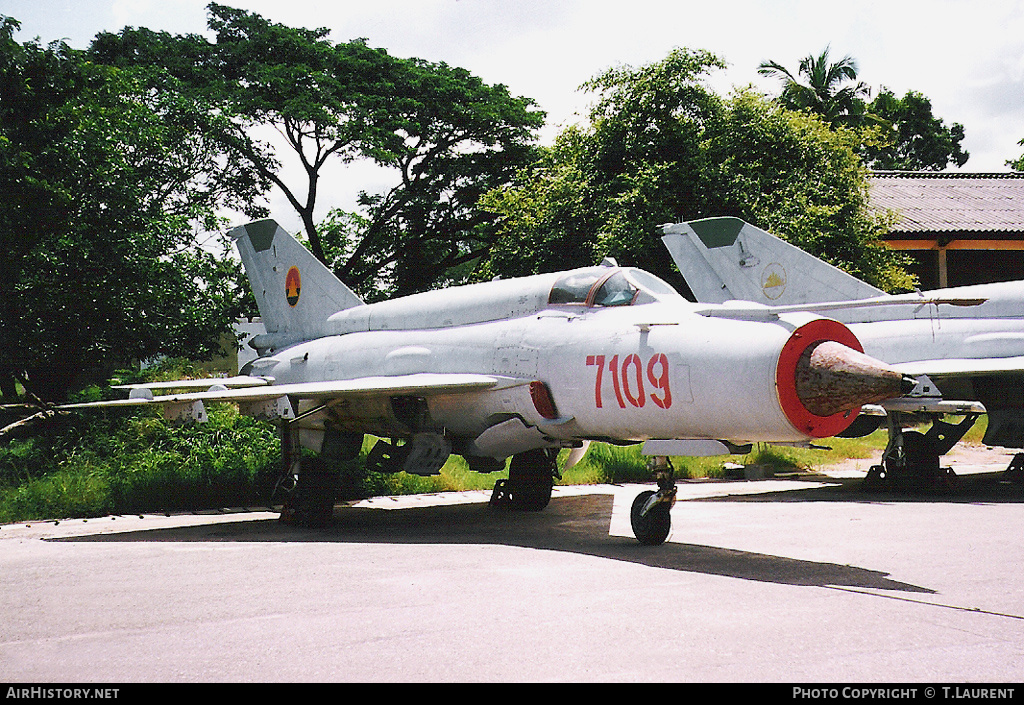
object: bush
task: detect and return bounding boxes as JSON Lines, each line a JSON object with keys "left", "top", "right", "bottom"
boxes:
{"left": 0, "top": 405, "right": 280, "bottom": 522}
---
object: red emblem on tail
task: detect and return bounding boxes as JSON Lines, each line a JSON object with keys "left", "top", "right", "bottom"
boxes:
{"left": 285, "top": 266, "right": 301, "bottom": 307}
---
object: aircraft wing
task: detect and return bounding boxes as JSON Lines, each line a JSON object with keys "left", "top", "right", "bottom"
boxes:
{"left": 861, "top": 399, "right": 987, "bottom": 416}
{"left": 113, "top": 375, "right": 273, "bottom": 391}
{"left": 61, "top": 373, "right": 508, "bottom": 411}
{"left": 692, "top": 294, "right": 987, "bottom": 322}
{"left": 892, "top": 356, "right": 1024, "bottom": 378}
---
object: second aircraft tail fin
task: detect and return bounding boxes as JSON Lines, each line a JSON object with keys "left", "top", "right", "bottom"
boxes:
{"left": 661, "top": 217, "right": 884, "bottom": 306}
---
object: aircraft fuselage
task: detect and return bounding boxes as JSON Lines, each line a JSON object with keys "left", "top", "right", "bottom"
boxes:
{"left": 242, "top": 267, "right": 906, "bottom": 459}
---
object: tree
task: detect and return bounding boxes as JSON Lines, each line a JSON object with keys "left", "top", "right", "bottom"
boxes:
{"left": 758, "top": 46, "right": 872, "bottom": 128}
{"left": 481, "top": 50, "right": 913, "bottom": 295}
{"left": 863, "top": 89, "right": 968, "bottom": 171}
{"left": 330, "top": 56, "right": 543, "bottom": 299}
{"left": 481, "top": 49, "right": 726, "bottom": 287}
{"left": 0, "top": 16, "right": 260, "bottom": 400}
{"left": 92, "top": 3, "right": 544, "bottom": 300}
{"left": 759, "top": 49, "right": 969, "bottom": 172}
{"left": 706, "top": 91, "right": 912, "bottom": 291}
{"left": 477, "top": 126, "right": 609, "bottom": 281}
{"left": 90, "top": 5, "right": 376, "bottom": 264}
{"left": 1009, "top": 138, "right": 1024, "bottom": 171}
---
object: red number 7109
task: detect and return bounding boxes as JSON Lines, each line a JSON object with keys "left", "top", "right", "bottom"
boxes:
{"left": 585, "top": 353, "right": 672, "bottom": 410}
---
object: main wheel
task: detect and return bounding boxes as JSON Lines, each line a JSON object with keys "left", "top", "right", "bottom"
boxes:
{"left": 630, "top": 490, "right": 671, "bottom": 545}
{"left": 282, "top": 458, "right": 337, "bottom": 527}
{"left": 506, "top": 449, "right": 556, "bottom": 511}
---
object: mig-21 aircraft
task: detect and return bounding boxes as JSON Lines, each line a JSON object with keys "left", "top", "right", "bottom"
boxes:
{"left": 62, "top": 219, "right": 915, "bottom": 544}
{"left": 662, "top": 216, "right": 1024, "bottom": 491}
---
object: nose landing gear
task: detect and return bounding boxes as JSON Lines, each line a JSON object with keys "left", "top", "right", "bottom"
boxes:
{"left": 630, "top": 457, "right": 677, "bottom": 545}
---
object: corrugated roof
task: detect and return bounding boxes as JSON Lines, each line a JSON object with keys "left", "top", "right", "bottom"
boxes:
{"left": 869, "top": 171, "right": 1024, "bottom": 233}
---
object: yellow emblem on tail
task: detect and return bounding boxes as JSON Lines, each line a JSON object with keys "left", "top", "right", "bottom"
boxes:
{"left": 760, "top": 263, "right": 787, "bottom": 300}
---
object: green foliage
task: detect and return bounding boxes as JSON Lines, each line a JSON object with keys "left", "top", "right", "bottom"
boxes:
{"left": 476, "top": 126, "right": 606, "bottom": 281}
{"left": 709, "top": 91, "right": 916, "bottom": 292}
{"left": 1009, "top": 138, "right": 1024, "bottom": 171}
{"left": 481, "top": 51, "right": 914, "bottom": 294}
{"left": 744, "top": 445, "right": 804, "bottom": 473}
{"left": 92, "top": 4, "right": 544, "bottom": 302}
{"left": 343, "top": 438, "right": 509, "bottom": 499}
{"left": 758, "top": 47, "right": 872, "bottom": 128}
{"left": 0, "top": 405, "right": 901, "bottom": 524}
{"left": 560, "top": 443, "right": 652, "bottom": 484}
{"left": 759, "top": 48, "right": 968, "bottom": 172}
{"left": 0, "top": 406, "right": 280, "bottom": 522}
{"left": 864, "top": 89, "right": 969, "bottom": 171}
{"left": 559, "top": 444, "right": 729, "bottom": 484}
{"left": 557, "top": 432, "right": 894, "bottom": 486}
{"left": 329, "top": 52, "right": 545, "bottom": 299}
{"left": 0, "top": 15, "right": 257, "bottom": 400}
{"left": 480, "top": 49, "right": 726, "bottom": 288}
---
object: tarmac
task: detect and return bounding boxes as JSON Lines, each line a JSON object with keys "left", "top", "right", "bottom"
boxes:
{"left": 2, "top": 443, "right": 1024, "bottom": 683}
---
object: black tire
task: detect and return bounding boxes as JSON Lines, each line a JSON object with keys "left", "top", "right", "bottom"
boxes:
{"left": 284, "top": 458, "right": 337, "bottom": 527}
{"left": 630, "top": 490, "right": 671, "bottom": 545}
{"left": 506, "top": 449, "right": 555, "bottom": 511}
{"left": 863, "top": 465, "right": 887, "bottom": 492}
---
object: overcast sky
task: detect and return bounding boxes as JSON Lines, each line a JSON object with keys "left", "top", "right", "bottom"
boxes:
{"left": 7, "top": 0, "right": 1024, "bottom": 230}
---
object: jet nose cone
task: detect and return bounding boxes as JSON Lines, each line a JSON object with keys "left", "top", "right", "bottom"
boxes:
{"left": 794, "top": 341, "right": 907, "bottom": 418}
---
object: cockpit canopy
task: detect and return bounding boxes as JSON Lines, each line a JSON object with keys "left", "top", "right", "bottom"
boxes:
{"left": 547, "top": 267, "right": 679, "bottom": 307}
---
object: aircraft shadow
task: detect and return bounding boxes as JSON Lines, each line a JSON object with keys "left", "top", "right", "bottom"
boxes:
{"left": 55, "top": 491, "right": 933, "bottom": 594}
{"left": 724, "top": 471, "right": 1024, "bottom": 505}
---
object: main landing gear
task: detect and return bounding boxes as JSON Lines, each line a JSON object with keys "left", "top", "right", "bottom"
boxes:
{"left": 863, "top": 412, "right": 980, "bottom": 493}
{"left": 278, "top": 456, "right": 338, "bottom": 527}
{"left": 277, "top": 423, "right": 362, "bottom": 528}
{"left": 630, "top": 457, "right": 677, "bottom": 545}
{"left": 489, "top": 448, "right": 559, "bottom": 511}
{"left": 1004, "top": 453, "right": 1024, "bottom": 484}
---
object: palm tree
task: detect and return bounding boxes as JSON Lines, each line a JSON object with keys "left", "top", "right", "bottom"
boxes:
{"left": 758, "top": 46, "right": 871, "bottom": 127}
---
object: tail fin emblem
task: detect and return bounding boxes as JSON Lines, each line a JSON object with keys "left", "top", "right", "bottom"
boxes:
{"left": 760, "top": 263, "right": 787, "bottom": 300}
{"left": 285, "top": 266, "right": 301, "bottom": 307}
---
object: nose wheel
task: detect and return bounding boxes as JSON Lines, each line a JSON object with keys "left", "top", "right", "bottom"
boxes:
{"left": 630, "top": 457, "right": 676, "bottom": 545}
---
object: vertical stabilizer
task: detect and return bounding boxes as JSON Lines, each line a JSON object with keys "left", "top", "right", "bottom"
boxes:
{"left": 662, "top": 217, "right": 884, "bottom": 306}
{"left": 230, "top": 219, "right": 364, "bottom": 347}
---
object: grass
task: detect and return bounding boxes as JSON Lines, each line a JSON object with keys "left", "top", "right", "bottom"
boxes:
{"left": 0, "top": 405, "right": 281, "bottom": 523}
{"left": 1, "top": 358, "right": 987, "bottom": 525}
{"left": 0, "top": 414, "right": 899, "bottom": 524}
{"left": 557, "top": 426, "right": 895, "bottom": 485}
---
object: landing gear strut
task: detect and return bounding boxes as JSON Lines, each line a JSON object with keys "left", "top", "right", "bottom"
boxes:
{"left": 863, "top": 412, "right": 979, "bottom": 493}
{"left": 630, "top": 457, "right": 677, "bottom": 545}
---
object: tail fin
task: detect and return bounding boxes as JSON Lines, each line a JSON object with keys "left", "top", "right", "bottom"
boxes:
{"left": 230, "top": 219, "right": 364, "bottom": 349}
{"left": 661, "top": 217, "right": 883, "bottom": 306}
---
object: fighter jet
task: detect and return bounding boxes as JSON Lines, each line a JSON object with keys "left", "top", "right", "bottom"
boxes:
{"left": 662, "top": 216, "right": 1024, "bottom": 490}
{"left": 63, "top": 219, "right": 914, "bottom": 544}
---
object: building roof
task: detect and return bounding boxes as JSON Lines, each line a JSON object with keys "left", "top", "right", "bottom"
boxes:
{"left": 869, "top": 171, "right": 1024, "bottom": 234}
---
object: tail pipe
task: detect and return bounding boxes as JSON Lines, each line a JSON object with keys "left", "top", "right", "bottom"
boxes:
{"left": 777, "top": 319, "right": 915, "bottom": 438}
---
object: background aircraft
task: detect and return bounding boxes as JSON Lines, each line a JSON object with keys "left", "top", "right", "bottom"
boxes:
{"left": 662, "top": 217, "right": 1024, "bottom": 490}
{"left": 64, "top": 219, "right": 912, "bottom": 543}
